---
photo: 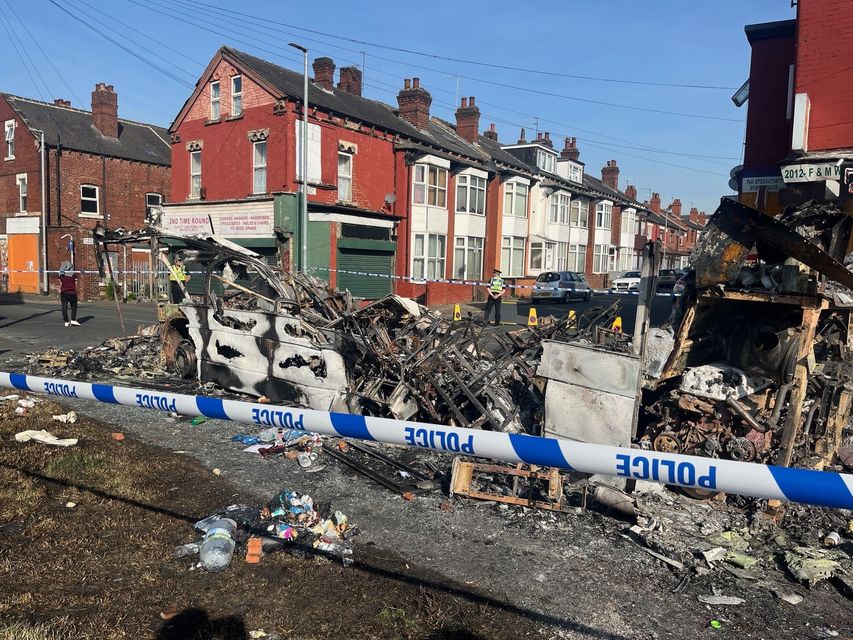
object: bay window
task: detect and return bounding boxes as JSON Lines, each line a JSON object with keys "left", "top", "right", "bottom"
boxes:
{"left": 596, "top": 202, "right": 612, "bottom": 229}
{"left": 501, "top": 236, "right": 525, "bottom": 276}
{"left": 593, "top": 244, "right": 608, "bottom": 274}
{"left": 454, "top": 236, "right": 484, "bottom": 280}
{"left": 569, "top": 244, "right": 586, "bottom": 272}
{"left": 413, "top": 165, "right": 447, "bottom": 207}
{"left": 556, "top": 242, "right": 568, "bottom": 271}
{"left": 413, "top": 233, "right": 446, "bottom": 280}
{"left": 456, "top": 173, "right": 486, "bottom": 214}
{"left": 570, "top": 199, "right": 588, "bottom": 227}
{"left": 503, "top": 182, "right": 528, "bottom": 217}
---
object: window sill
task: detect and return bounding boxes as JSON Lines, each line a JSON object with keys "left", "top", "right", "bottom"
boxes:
{"left": 335, "top": 200, "right": 358, "bottom": 207}
{"left": 455, "top": 210, "right": 486, "bottom": 216}
{"left": 14, "top": 211, "right": 29, "bottom": 217}
{"left": 4, "top": 156, "right": 14, "bottom": 161}
{"left": 226, "top": 113, "right": 244, "bottom": 121}
{"left": 79, "top": 212, "right": 103, "bottom": 219}
{"left": 205, "top": 118, "right": 221, "bottom": 126}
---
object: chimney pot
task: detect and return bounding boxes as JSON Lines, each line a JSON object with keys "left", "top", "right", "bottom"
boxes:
{"left": 91, "top": 83, "right": 118, "bottom": 138}
{"left": 601, "top": 159, "right": 620, "bottom": 191}
{"left": 484, "top": 123, "right": 498, "bottom": 141}
{"left": 397, "top": 77, "right": 432, "bottom": 130}
{"left": 518, "top": 127, "right": 527, "bottom": 144}
{"left": 560, "top": 135, "right": 580, "bottom": 161}
{"left": 404, "top": 78, "right": 411, "bottom": 89}
{"left": 455, "top": 93, "right": 480, "bottom": 143}
{"left": 412, "top": 77, "right": 420, "bottom": 88}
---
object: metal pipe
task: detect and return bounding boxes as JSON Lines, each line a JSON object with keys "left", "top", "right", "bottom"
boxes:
{"left": 726, "top": 394, "right": 768, "bottom": 433}
{"left": 288, "top": 42, "right": 309, "bottom": 274}
{"left": 802, "top": 400, "right": 819, "bottom": 440}
{"left": 768, "top": 382, "right": 792, "bottom": 429}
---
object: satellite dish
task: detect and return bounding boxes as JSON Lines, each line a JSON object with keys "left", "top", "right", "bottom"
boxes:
{"left": 384, "top": 193, "right": 397, "bottom": 204}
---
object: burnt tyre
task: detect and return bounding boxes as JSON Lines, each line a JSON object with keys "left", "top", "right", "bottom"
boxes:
{"left": 174, "top": 340, "right": 198, "bottom": 379}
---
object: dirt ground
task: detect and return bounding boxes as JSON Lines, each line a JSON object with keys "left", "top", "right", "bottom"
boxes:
{"left": 1, "top": 387, "right": 852, "bottom": 640}
{"left": 0, "top": 397, "right": 563, "bottom": 640}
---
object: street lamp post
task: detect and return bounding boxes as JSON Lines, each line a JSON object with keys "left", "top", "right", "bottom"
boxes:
{"left": 289, "top": 42, "right": 309, "bottom": 273}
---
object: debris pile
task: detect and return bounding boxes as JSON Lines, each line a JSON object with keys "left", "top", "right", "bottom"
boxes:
{"left": 178, "top": 490, "right": 359, "bottom": 571}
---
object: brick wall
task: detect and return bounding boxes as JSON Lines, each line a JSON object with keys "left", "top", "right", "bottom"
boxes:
{"left": 0, "top": 97, "right": 42, "bottom": 234}
{"left": 796, "top": 0, "right": 853, "bottom": 150}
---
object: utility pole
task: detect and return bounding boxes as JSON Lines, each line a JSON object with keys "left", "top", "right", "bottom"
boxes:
{"left": 289, "top": 42, "right": 309, "bottom": 273}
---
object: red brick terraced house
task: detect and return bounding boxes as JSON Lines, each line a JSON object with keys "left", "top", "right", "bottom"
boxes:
{"left": 0, "top": 85, "right": 170, "bottom": 297}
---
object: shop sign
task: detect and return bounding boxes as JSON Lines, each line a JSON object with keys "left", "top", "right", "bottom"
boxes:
{"left": 741, "top": 175, "right": 784, "bottom": 193}
{"left": 782, "top": 162, "right": 842, "bottom": 183}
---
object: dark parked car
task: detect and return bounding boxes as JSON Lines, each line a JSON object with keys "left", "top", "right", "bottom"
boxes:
{"left": 532, "top": 271, "right": 591, "bottom": 303}
{"left": 657, "top": 269, "right": 680, "bottom": 289}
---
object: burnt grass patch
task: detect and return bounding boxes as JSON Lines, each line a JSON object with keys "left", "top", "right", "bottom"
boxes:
{"left": 0, "top": 397, "right": 555, "bottom": 639}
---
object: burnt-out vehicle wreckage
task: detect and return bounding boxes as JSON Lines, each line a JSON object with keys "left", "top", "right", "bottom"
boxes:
{"left": 89, "top": 195, "right": 853, "bottom": 480}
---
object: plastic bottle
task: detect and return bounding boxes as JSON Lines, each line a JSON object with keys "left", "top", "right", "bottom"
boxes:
{"left": 199, "top": 518, "right": 237, "bottom": 572}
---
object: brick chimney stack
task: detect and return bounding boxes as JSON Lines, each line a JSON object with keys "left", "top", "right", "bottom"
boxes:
{"left": 518, "top": 127, "right": 527, "bottom": 144}
{"left": 689, "top": 206, "right": 700, "bottom": 223}
{"left": 338, "top": 66, "right": 362, "bottom": 96}
{"left": 649, "top": 192, "right": 661, "bottom": 214}
{"left": 625, "top": 184, "right": 637, "bottom": 201}
{"left": 484, "top": 123, "right": 498, "bottom": 141}
{"left": 670, "top": 198, "right": 682, "bottom": 217}
{"left": 455, "top": 96, "right": 480, "bottom": 143}
{"left": 312, "top": 57, "right": 335, "bottom": 91}
{"left": 541, "top": 132, "right": 553, "bottom": 148}
{"left": 560, "top": 136, "right": 580, "bottom": 161}
{"left": 91, "top": 83, "right": 118, "bottom": 138}
{"left": 601, "top": 160, "right": 619, "bottom": 191}
{"left": 397, "top": 77, "right": 432, "bottom": 131}
{"left": 53, "top": 98, "right": 71, "bottom": 107}
{"left": 698, "top": 211, "right": 707, "bottom": 225}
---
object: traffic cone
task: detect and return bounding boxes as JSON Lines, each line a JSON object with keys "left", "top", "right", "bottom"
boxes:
{"left": 568, "top": 309, "right": 577, "bottom": 326}
{"left": 453, "top": 304, "right": 462, "bottom": 321}
{"left": 611, "top": 316, "right": 622, "bottom": 333}
{"left": 527, "top": 307, "right": 538, "bottom": 327}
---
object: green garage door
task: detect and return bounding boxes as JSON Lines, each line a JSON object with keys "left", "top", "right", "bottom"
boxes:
{"left": 337, "top": 248, "right": 394, "bottom": 299}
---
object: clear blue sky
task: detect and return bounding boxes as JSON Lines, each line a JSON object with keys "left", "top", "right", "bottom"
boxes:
{"left": 1, "top": 0, "right": 795, "bottom": 213}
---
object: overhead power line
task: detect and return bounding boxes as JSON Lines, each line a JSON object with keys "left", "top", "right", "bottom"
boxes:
{"left": 47, "top": 0, "right": 193, "bottom": 88}
{"left": 0, "top": 6, "right": 49, "bottom": 99}
{"left": 3, "top": 0, "right": 82, "bottom": 104}
{"left": 178, "top": 0, "right": 737, "bottom": 91}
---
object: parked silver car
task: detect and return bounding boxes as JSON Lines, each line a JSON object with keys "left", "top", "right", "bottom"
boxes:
{"left": 532, "top": 271, "right": 592, "bottom": 303}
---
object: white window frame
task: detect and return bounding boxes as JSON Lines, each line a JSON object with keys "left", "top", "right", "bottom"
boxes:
{"left": 209, "top": 81, "right": 221, "bottom": 120}
{"left": 596, "top": 201, "right": 612, "bottom": 230}
{"left": 593, "top": 244, "right": 608, "bottom": 274}
{"left": 556, "top": 241, "right": 568, "bottom": 271}
{"left": 570, "top": 163, "right": 582, "bottom": 183}
{"left": 412, "top": 232, "right": 446, "bottom": 280}
{"left": 503, "top": 181, "right": 528, "bottom": 218}
{"left": 455, "top": 173, "right": 486, "bottom": 215}
{"left": 570, "top": 199, "right": 588, "bottom": 228}
{"left": 557, "top": 194, "right": 569, "bottom": 224}
{"left": 453, "top": 235, "right": 484, "bottom": 281}
{"left": 536, "top": 149, "right": 556, "bottom": 174}
{"left": 253, "top": 141, "right": 267, "bottom": 195}
{"left": 17, "top": 174, "right": 27, "bottom": 213}
{"left": 231, "top": 75, "right": 243, "bottom": 116}
{"left": 530, "top": 241, "right": 556, "bottom": 271}
{"left": 337, "top": 151, "right": 353, "bottom": 202}
{"left": 501, "top": 235, "right": 525, "bottom": 277}
{"left": 190, "top": 150, "right": 202, "bottom": 199}
{"left": 295, "top": 120, "right": 322, "bottom": 184}
{"left": 569, "top": 244, "right": 586, "bottom": 273}
{"left": 412, "top": 164, "right": 448, "bottom": 208}
{"left": 4, "top": 120, "right": 14, "bottom": 160}
{"left": 145, "top": 193, "right": 162, "bottom": 215}
{"left": 80, "top": 184, "right": 100, "bottom": 217}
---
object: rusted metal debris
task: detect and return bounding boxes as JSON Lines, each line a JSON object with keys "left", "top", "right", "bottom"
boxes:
{"left": 449, "top": 459, "right": 565, "bottom": 511}
{"left": 644, "top": 198, "right": 853, "bottom": 474}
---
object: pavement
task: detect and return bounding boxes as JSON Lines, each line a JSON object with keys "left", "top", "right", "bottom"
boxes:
{"left": 0, "top": 292, "right": 159, "bottom": 358}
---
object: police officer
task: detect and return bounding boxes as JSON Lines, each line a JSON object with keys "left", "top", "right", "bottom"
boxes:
{"left": 168, "top": 256, "right": 190, "bottom": 303}
{"left": 484, "top": 268, "right": 504, "bottom": 326}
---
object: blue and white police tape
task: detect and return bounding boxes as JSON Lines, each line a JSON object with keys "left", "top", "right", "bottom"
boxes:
{"left": 4, "top": 371, "right": 848, "bottom": 510}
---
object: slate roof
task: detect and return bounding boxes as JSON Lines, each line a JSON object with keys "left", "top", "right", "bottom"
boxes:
{"left": 2, "top": 94, "right": 170, "bottom": 166}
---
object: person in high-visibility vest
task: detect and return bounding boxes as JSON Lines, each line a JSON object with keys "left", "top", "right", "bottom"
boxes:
{"left": 484, "top": 268, "right": 505, "bottom": 326}
{"left": 168, "top": 256, "right": 190, "bottom": 303}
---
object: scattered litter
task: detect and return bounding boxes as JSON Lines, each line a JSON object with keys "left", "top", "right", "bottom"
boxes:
{"left": 52, "top": 411, "right": 77, "bottom": 424}
{"left": 159, "top": 608, "right": 179, "bottom": 621}
{"left": 823, "top": 532, "right": 842, "bottom": 547}
{"left": 785, "top": 547, "right": 841, "bottom": 586}
{"left": 776, "top": 592, "right": 803, "bottom": 605}
{"left": 212, "top": 468, "right": 222, "bottom": 476}
{"left": 199, "top": 518, "right": 237, "bottom": 572}
{"left": 231, "top": 434, "right": 260, "bottom": 446}
{"left": 245, "top": 537, "right": 263, "bottom": 564}
{"left": 190, "top": 416, "right": 207, "bottom": 426}
{"left": 0, "top": 395, "right": 20, "bottom": 401}
{"left": 702, "top": 547, "right": 727, "bottom": 564}
{"left": 698, "top": 595, "right": 745, "bottom": 606}
{"left": 174, "top": 543, "right": 199, "bottom": 558}
{"left": 725, "top": 552, "right": 758, "bottom": 570}
{"left": 65, "top": 502, "right": 76, "bottom": 509}
{"left": 709, "top": 620, "right": 722, "bottom": 630}
{"left": 111, "top": 432, "right": 125, "bottom": 441}
{"left": 17, "top": 399, "right": 36, "bottom": 409}
{"left": 14, "top": 429, "right": 78, "bottom": 447}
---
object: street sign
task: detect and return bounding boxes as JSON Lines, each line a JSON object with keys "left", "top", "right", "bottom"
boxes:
{"left": 782, "top": 161, "right": 842, "bottom": 183}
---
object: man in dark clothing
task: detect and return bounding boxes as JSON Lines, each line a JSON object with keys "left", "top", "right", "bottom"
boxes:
{"left": 58, "top": 261, "right": 80, "bottom": 327}
{"left": 484, "top": 268, "right": 505, "bottom": 326}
